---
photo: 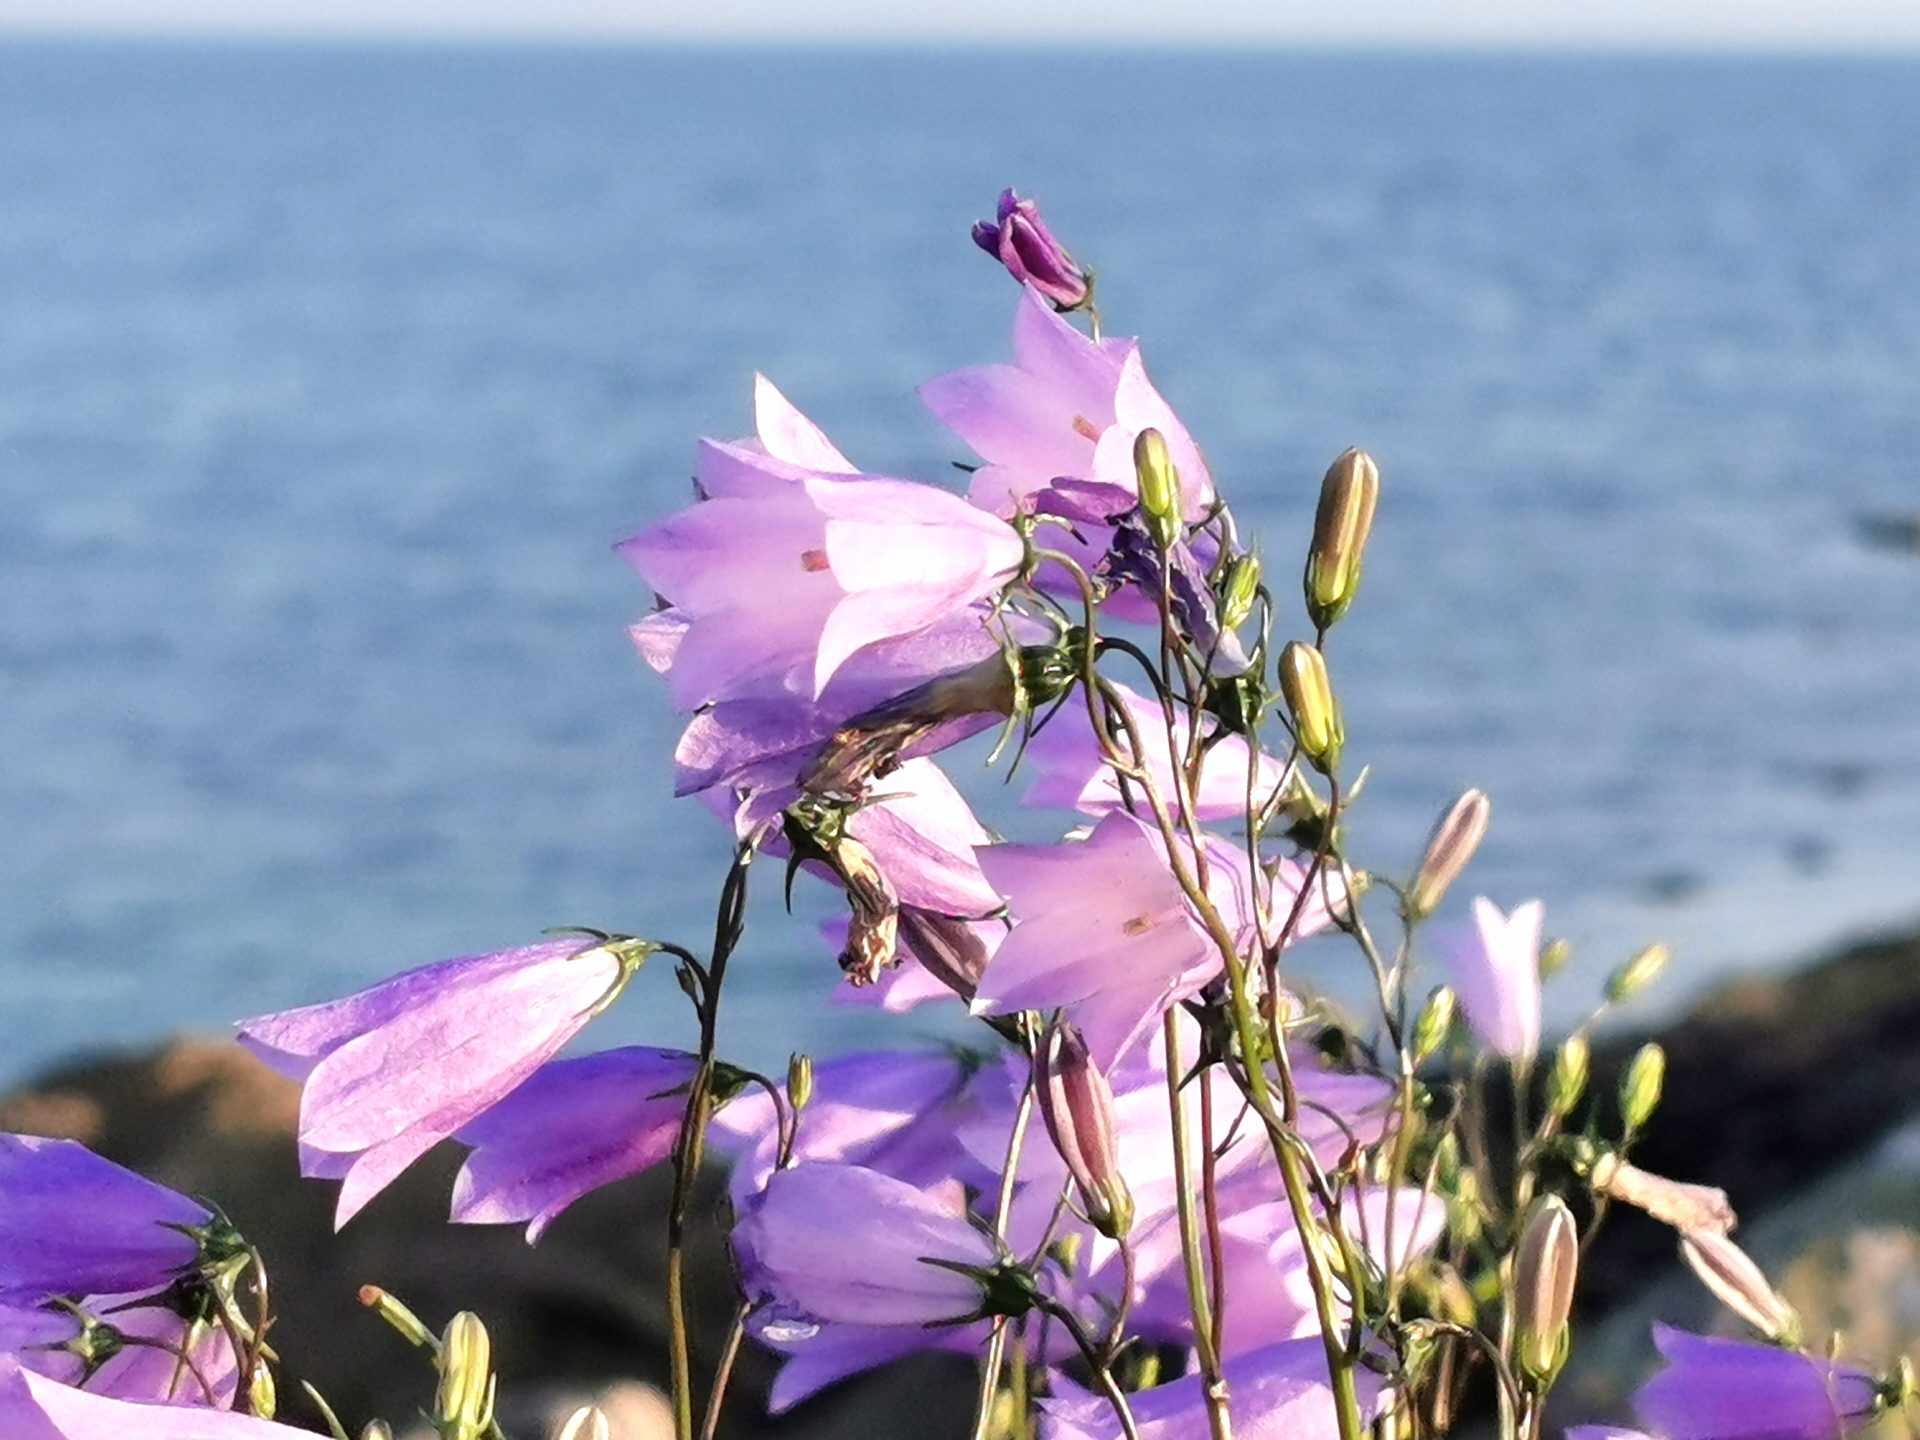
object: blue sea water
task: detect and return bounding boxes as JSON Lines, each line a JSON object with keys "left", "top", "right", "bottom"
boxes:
{"left": 0, "top": 42, "right": 1917, "bottom": 1084}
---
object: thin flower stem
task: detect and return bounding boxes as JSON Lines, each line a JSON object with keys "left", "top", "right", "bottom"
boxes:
{"left": 697, "top": 1303, "right": 752, "bottom": 1440}
{"left": 1163, "top": 1010, "right": 1232, "bottom": 1440}
{"left": 1037, "top": 1298, "right": 1141, "bottom": 1440}
{"left": 971, "top": 1059, "right": 1037, "bottom": 1440}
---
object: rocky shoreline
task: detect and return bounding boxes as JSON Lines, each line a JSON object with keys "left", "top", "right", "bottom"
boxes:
{"left": 6, "top": 917, "right": 1919, "bottom": 1436}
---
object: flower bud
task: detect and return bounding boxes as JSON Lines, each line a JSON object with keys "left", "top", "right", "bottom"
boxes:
{"left": 1408, "top": 789, "right": 1491, "bottom": 919}
{"left": 358, "top": 1286, "right": 437, "bottom": 1350}
{"left": 1304, "top": 447, "right": 1380, "bottom": 629}
{"left": 1538, "top": 937, "right": 1572, "bottom": 979}
{"left": 1279, "top": 641, "right": 1343, "bottom": 773}
{"left": 1033, "top": 1018, "right": 1133, "bottom": 1239}
{"left": 434, "top": 1312, "right": 494, "bottom": 1440}
{"left": 1412, "top": 986, "right": 1457, "bottom": 1065}
{"left": 1218, "top": 553, "right": 1262, "bottom": 631}
{"left": 972, "top": 188, "right": 1090, "bottom": 310}
{"left": 1680, "top": 1230, "right": 1799, "bottom": 1342}
{"left": 359, "top": 1425, "right": 395, "bottom": 1440}
{"left": 1606, "top": 943, "right": 1670, "bottom": 1004}
{"left": 556, "top": 1406, "right": 613, "bottom": 1440}
{"left": 1547, "top": 1033, "right": 1590, "bottom": 1119}
{"left": 896, "top": 907, "right": 990, "bottom": 1002}
{"left": 1589, "top": 1153, "right": 1736, "bottom": 1235}
{"left": 249, "top": 1362, "right": 278, "bottom": 1419}
{"left": 786, "top": 1052, "right": 814, "bottom": 1113}
{"left": 1133, "top": 428, "right": 1183, "bottom": 550}
{"left": 1620, "top": 1042, "right": 1665, "bottom": 1133}
{"left": 1513, "top": 1195, "right": 1578, "bottom": 1386}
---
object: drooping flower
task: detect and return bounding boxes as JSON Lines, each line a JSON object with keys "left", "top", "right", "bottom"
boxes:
{"left": 238, "top": 937, "right": 638, "bottom": 1226}
{"left": 1437, "top": 897, "right": 1545, "bottom": 1061}
{"left": 450, "top": 1046, "right": 703, "bottom": 1243}
{"left": 621, "top": 380, "right": 1025, "bottom": 711}
{"left": 1039, "top": 1335, "right": 1385, "bottom": 1440}
{"left": 0, "top": 1354, "right": 308, "bottom": 1438}
{"left": 0, "top": 1296, "right": 240, "bottom": 1409}
{"left": 971, "top": 190, "right": 1090, "bottom": 310}
{"left": 0, "top": 1136, "right": 209, "bottom": 1299}
{"left": 732, "top": 1163, "right": 999, "bottom": 1329}
{"left": 921, "top": 290, "right": 1214, "bottom": 556}
{"left": 1634, "top": 1326, "right": 1883, "bottom": 1440}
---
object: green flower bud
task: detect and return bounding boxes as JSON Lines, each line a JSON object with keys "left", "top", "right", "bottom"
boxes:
{"left": 1408, "top": 789, "right": 1490, "bottom": 919}
{"left": 1218, "top": 553, "right": 1262, "bottom": 631}
{"left": 433, "top": 1312, "right": 494, "bottom": 1440}
{"left": 787, "top": 1052, "right": 814, "bottom": 1113}
{"left": 1513, "top": 1195, "right": 1579, "bottom": 1386}
{"left": 1606, "top": 943, "right": 1670, "bottom": 1004}
{"left": 1538, "top": 937, "right": 1573, "bottom": 980}
{"left": 1278, "top": 641, "right": 1343, "bottom": 773}
{"left": 1133, "top": 428, "right": 1183, "bottom": 550}
{"left": 1621, "top": 1043, "right": 1666, "bottom": 1134}
{"left": 1547, "top": 1033, "right": 1590, "bottom": 1119}
{"left": 1304, "top": 447, "right": 1380, "bottom": 629}
{"left": 248, "top": 1363, "right": 278, "bottom": 1420}
{"left": 1412, "top": 986, "right": 1457, "bottom": 1065}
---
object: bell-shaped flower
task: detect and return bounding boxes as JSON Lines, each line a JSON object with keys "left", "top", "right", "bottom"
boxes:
{"left": 732, "top": 1162, "right": 1000, "bottom": 1329}
{"left": 620, "top": 380, "right": 1024, "bottom": 711}
{"left": 0, "top": 1354, "right": 311, "bottom": 1439}
{"left": 1634, "top": 1326, "right": 1883, "bottom": 1440}
{"left": 1437, "top": 897, "right": 1545, "bottom": 1061}
{"left": 1021, "top": 681, "right": 1289, "bottom": 822}
{"left": 449, "top": 1046, "right": 702, "bottom": 1243}
{"left": 0, "top": 1136, "right": 209, "bottom": 1299}
{"left": 238, "top": 937, "right": 638, "bottom": 1227}
{"left": 921, "top": 289, "right": 1214, "bottom": 544}
{"left": 1, "top": 1296, "right": 240, "bottom": 1409}
{"left": 1039, "top": 1335, "right": 1386, "bottom": 1440}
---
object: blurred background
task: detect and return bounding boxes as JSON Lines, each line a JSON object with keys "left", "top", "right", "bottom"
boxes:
{"left": 0, "top": 4, "right": 1917, "bottom": 1432}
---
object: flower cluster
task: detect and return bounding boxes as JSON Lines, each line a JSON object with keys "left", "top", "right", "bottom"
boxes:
{"left": 1, "top": 191, "right": 1909, "bottom": 1440}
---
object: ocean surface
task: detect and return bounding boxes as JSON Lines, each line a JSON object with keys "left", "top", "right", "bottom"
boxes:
{"left": 1, "top": 42, "right": 1917, "bottom": 1084}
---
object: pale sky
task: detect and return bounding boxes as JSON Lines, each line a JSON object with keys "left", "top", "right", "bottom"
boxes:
{"left": 1, "top": 0, "right": 1919, "bottom": 49}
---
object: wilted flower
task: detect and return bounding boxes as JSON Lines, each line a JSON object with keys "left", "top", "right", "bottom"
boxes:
{"left": 239, "top": 937, "right": 642, "bottom": 1225}
{"left": 0, "top": 1135, "right": 211, "bottom": 1299}
{"left": 450, "top": 1046, "right": 703, "bottom": 1242}
{"left": 1679, "top": 1230, "right": 1799, "bottom": 1342}
{"left": 972, "top": 189, "right": 1090, "bottom": 309}
{"left": 1033, "top": 1019, "right": 1132, "bottom": 1239}
{"left": 1589, "top": 1153, "right": 1736, "bottom": 1235}
{"left": 733, "top": 1163, "right": 1004, "bottom": 1328}
{"left": 1635, "top": 1325, "right": 1882, "bottom": 1440}
{"left": 1436, "top": 897, "right": 1544, "bottom": 1061}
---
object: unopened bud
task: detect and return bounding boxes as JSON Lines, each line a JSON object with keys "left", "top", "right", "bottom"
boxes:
{"left": 1033, "top": 1018, "right": 1133, "bottom": 1239}
{"left": 1589, "top": 1153, "right": 1736, "bottom": 1235}
{"left": 1547, "top": 1033, "right": 1590, "bottom": 1119}
{"left": 1413, "top": 986, "right": 1457, "bottom": 1065}
{"left": 359, "top": 1425, "right": 396, "bottom": 1440}
{"left": 1218, "top": 553, "right": 1261, "bottom": 631}
{"left": 1680, "top": 1230, "right": 1799, "bottom": 1342}
{"left": 1513, "top": 1195, "right": 1578, "bottom": 1385}
{"left": 1538, "top": 937, "right": 1572, "bottom": 979}
{"left": 786, "top": 1053, "right": 814, "bottom": 1113}
{"left": 1305, "top": 447, "right": 1380, "bottom": 629}
{"left": 1620, "top": 1043, "right": 1665, "bottom": 1133}
{"left": 249, "top": 1363, "right": 278, "bottom": 1419}
{"left": 897, "top": 907, "right": 991, "bottom": 1002}
{"left": 1432, "top": 1131, "right": 1463, "bottom": 1190}
{"left": 434, "top": 1312, "right": 494, "bottom": 1440}
{"left": 1606, "top": 944, "right": 1670, "bottom": 1004}
{"left": 1449, "top": 1168, "right": 1483, "bottom": 1245}
{"left": 1133, "top": 428, "right": 1183, "bottom": 550}
{"left": 556, "top": 1406, "right": 613, "bottom": 1440}
{"left": 1408, "top": 790, "right": 1490, "bottom": 919}
{"left": 357, "top": 1287, "right": 438, "bottom": 1351}
{"left": 1279, "top": 641, "right": 1343, "bottom": 773}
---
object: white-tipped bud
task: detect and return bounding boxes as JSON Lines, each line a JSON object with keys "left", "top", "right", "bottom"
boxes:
{"left": 1279, "top": 641, "right": 1343, "bottom": 773}
{"left": 1606, "top": 944, "right": 1670, "bottom": 1003}
{"left": 1304, "top": 447, "right": 1380, "bottom": 629}
{"left": 1513, "top": 1196, "right": 1579, "bottom": 1386}
{"left": 1133, "top": 428, "right": 1183, "bottom": 550}
{"left": 555, "top": 1406, "right": 613, "bottom": 1440}
{"left": 1413, "top": 986, "right": 1457, "bottom": 1065}
{"left": 359, "top": 1424, "right": 395, "bottom": 1440}
{"left": 434, "top": 1312, "right": 494, "bottom": 1440}
{"left": 1547, "top": 1033, "right": 1590, "bottom": 1119}
{"left": 1589, "top": 1153, "right": 1736, "bottom": 1235}
{"left": 1680, "top": 1230, "right": 1799, "bottom": 1343}
{"left": 1408, "top": 789, "right": 1490, "bottom": 919}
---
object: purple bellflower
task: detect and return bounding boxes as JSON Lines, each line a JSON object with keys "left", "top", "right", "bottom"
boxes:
{"left": 0, "top": 1296, "right": 240, "bottom": 1409}
{"left": 0, "top": 1353, "right": 307, "bottom": 1439}
{"left": 1438, "top": 897, "right": 1545, "bottom": 1061}
{"left": 238, "top": 936, "right": 640, "bottom": 1227}
{"left": 0, "top": 1136, "right": 209, "bottom": 1299}
{"left": 1634, "top": 1326, "right": 1883, "bottom": 1440}
{"left": 972, "top": 190, "right": 1090, "bottom": 310}
{"left": 450, "top": 1046, "right": 702, "bottom": 1243}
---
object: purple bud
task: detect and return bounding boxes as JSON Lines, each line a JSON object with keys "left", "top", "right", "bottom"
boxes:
{"left": 972, "top": 189, "right": 1090, "bottom": 310}
{"left": 1032, "top": 1020, "right": 1132, "bottom": 1239}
